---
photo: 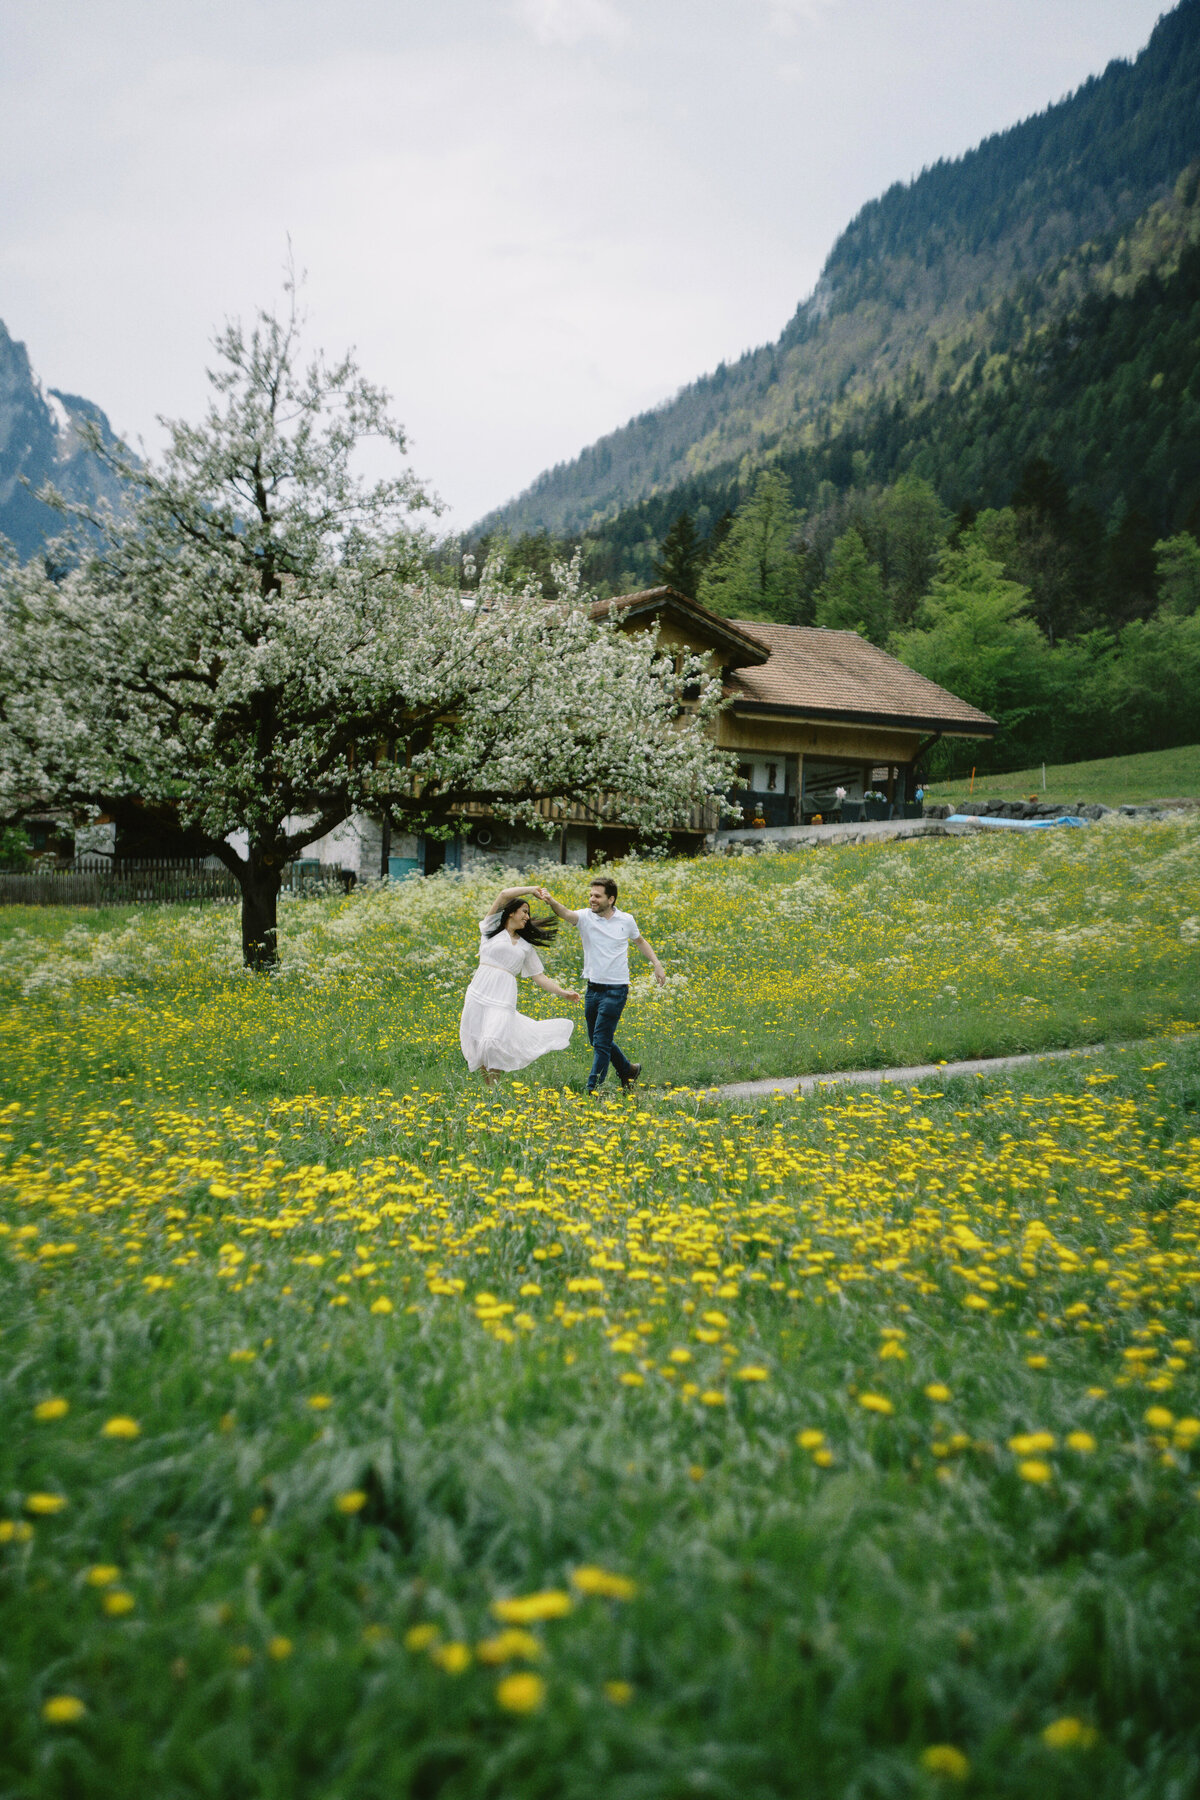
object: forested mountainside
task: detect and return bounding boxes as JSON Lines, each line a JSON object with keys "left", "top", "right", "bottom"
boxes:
{"left": 0, "top": 322, "right": 128, "bottom": 560}
{"left": 477, "top": 0, "right": 1200, "bottom": 539}
{"left": 572, "top": 165, "right": 1200, "bottom": 600}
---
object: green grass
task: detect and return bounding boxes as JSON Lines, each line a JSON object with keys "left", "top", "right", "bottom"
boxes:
{"left": 3, "top": 839, "right": 1200, "bottom": 1796}
{"left": 926, "top": 742, "right": 1200, "bottom": 807}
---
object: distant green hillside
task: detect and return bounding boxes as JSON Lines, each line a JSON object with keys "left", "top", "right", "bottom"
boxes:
{"left": 478, "top": 0, "right": 1200, "bottom": 539}
{"left": 571, "top": 173, "right": 1200, "bottom": 600}
{"left": 925, "top": 743, "right": 1200, "bottom": 806}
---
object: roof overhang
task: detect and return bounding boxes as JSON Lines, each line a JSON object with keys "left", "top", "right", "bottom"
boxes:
{"left": 596, "top": 588, "right": 770, "bottom": 668}
{"left": 727, "top": 698, "right": 997, "bottom": 738}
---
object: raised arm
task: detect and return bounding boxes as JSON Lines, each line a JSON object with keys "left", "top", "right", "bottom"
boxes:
{"left": 484, "top": 884, "right": 544, "bottom": 918}
{"left": 533, "top": 886, "right": 579, "bottom": 925}
{"left": 633, "top": 932, "right": 666, "bottom": 987}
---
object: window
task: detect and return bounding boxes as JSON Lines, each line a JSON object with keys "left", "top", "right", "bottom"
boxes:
{"left": 766, "top": 763, "right": 778, "bottom": 791}
{"left": 737, "top": 763, "right": 753, "bottom": 786}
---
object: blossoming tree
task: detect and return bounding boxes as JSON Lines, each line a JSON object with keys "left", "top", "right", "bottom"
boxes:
{"left": 0, "top": 296, "right": 731, "bottom": 966}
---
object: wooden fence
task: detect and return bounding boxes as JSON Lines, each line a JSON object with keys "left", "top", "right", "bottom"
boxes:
{"left": 0, "top": 859, "right": 353, "bottom": 908}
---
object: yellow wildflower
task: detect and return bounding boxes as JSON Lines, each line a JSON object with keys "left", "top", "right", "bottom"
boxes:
{"left": 476, "top": 1629, "right": 542, "bottom": 1664}
{"left": 571, "top": 1566, "right": 637, "bottom": 1600}
{"left": 920, "top": 1744, "right": 970, "bottom": 1780}
{"left": 1042, "top": 1716, "right": 1097, "bottom": 1750}
{"left": 33, "top": 1397, "right": 69, "bottom": 1421}
{"left": 491, "top": 1589, "right": 572, "bottom": 1625}
{"left": 496, "top": 1672, "right": 546, "bottom": 1713}
{"left": 100, "top": 1416, "right": 140, "bottom": 1440}
{"left": 1008, "top": 1431, "right": 1056, "bottom": 1456}
{"left": 42, "top": 1696, "right": 87, "bottom": 1725}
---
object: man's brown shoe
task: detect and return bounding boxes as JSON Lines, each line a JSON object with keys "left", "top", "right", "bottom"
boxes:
{"left": 620, "top": 1063, "right": 642, "bottom": 1092}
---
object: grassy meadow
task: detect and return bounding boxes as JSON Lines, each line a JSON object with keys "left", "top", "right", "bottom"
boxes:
{"left": 3, "top": 818, "right": 1200, "bottom": 1797}
{"left": 925, "top": 743, "right": 1200, "bottom": 808}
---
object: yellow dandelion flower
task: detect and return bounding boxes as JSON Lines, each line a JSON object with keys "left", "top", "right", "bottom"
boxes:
{"left": 699, "top": 1390, "right": 726, "bottom": 1406}
{"left": 432, "top": 1642, "right": 472, "bottom": 1674}
{"left": 33, "top": 1398, "right": 69, "bottom": 1421}
{"left": 920, "top": 1744, "right": 970, "bottom": 1780}
{"left": 796, "top": 1429, "right": 825, "bottom": 1450}
{"left": 0, "top": 1520, "right": 34, "bottom": 1543}
{"left": 267, "top": 1636, "right": 293, "bottom": 1660}
{"left": 102, "top": 1591, "right": 135, "bottom": 1616}
{"left": 1065, "top": 1431, "right": 1096, "bottom": 1453}
{"left": 1144, "top": 1406, "right": 1174, "bottom": 1430}
{"left": 42, "top": 1696, "right": 87, "bottom": 1725}
{"left": 1026, "top": 1355, "right": 1049, "bottom": 1370}
{"left": 100, "top": 1417, "right": 140, "bottom": 1440}
{"left": 476, "top": 1629, "right": 542, "bottom": 1664}
{"left": 1008, "top": 1431, "right": 1056, "bottom": 1455}
{"left": 491, "top": 1589, "right": 572, "bottom": 1625}
{"left": 496, "top": 1672, "right": 546, "bottom": 1713}
{"left": 307, "top": 1395, "right": 333, "bottom": 1410}
{"left": 1018, "top": 1459, "right": 1053, "bottom": 1484}
{"left": 618, "top": 1371, "right": 644, "bottom": 1387}
{"left": 1042, "top": 1716, "right": 1098, "bottom": 1750}
{"left": 604, "top": 1680, "right": 633, "bottom": 1705}
{"left": 858, "top": 1392, "right": 894, "bottom": 1416}
{"left": 925, "top": 1384, "right": 952, "bottom": 1403}
{"left": 736, "top": 1366, "right": 769, "bottom": 1382}
{"left": 571, "top": 1566, "right": 637, "bottom": 1600}
{"left": 25, "top": 1493, "right": 66, "bottom": 1515}
{"left": 369, "top": 1296, "right": 394, "bottom": 1315}
{"left": 334, "top": 1490, "right": 367, "bottom": 1514}
{"left": 404, "top": 1623, "right": 440, "bottom": 1651}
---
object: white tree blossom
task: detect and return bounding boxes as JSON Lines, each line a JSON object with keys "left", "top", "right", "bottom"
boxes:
{"left": 0, "top": 292, "right": 733, "bottom": 965}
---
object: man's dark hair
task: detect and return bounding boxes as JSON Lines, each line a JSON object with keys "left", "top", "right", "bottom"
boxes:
{"left": 590, "top": 875, "right": 618, "bottom": 901}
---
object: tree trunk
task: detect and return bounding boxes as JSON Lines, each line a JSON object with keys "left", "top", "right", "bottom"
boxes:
{"left": 240, "top": 854, "right": 283, "bottom": 969}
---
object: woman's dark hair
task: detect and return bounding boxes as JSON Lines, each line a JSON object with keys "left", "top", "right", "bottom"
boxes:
{"left": 484, "top": 898, "right": 559, "bottom": 947}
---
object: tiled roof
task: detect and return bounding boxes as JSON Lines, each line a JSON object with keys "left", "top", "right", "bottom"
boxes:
{"left": 591, "top": 587, "right": 769, "bottom": 667}
{"left": 725, "top": 621, "right": 996, "bottom": 735}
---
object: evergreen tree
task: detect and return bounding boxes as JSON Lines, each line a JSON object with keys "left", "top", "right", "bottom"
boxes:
{"left": 875, "top": 475, "right": 949, "bottom": 626}
{"left": 814, "top": 528, "right": 891, "bottom": 643}
{"left": 653, "top": 511, "right": 704, "bottom": 599}
{"left": 892, "top": 532, "right": 1057, "bottom": 772}
{"left": 697, "top": 472, "right": 804, "bottom": 622}
{"left": 1154, "top": 531, "right": 1200, "bottom": 615}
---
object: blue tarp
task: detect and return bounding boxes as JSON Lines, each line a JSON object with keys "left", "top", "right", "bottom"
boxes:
{"left": 947, "top": 814, "right": 1087, "bottom": 830}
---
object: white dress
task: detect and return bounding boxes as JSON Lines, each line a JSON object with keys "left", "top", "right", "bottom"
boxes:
{"left": 458, "top": 917, "right": 575, "bottom": 1074}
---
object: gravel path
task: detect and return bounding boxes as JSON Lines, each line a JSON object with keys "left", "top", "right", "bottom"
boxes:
{"left": 708, "top": 1039, "right": 1177, "bottom": 1101}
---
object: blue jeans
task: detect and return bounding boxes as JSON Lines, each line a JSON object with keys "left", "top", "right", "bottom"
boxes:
{"left": 584, "top": 982, "right": 634, "bottom": 1090}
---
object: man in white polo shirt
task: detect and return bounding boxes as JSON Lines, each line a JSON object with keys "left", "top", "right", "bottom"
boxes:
{"left": 537, "top": 875, "right": 665, "bottom": 1093}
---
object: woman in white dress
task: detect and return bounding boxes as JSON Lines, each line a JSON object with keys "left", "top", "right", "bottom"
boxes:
{"left": 459, "top": 885, "right": 580, "bottom": 1086}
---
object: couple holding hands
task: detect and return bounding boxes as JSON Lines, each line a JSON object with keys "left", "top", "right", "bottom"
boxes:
{"left": 458, "top": 875, "right": 665, "bottom": 1094}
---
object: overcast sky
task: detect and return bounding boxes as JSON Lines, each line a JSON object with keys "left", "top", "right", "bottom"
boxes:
{"left": 0, "top": 0, "right": 1170, "bottom": 529}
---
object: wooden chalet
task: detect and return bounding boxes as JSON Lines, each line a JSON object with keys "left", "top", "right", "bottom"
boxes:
{"left": 588, "top": 586, "right": 996, "bottom": 840}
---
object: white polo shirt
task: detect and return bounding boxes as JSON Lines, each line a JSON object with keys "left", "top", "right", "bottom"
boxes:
{"left": 575, "top": 906, "right": 639, "bottom": 986}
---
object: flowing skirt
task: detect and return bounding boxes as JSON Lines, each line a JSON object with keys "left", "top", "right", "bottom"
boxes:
{"left": 458, "top": 967, "right": 574, "bottom": 1074}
